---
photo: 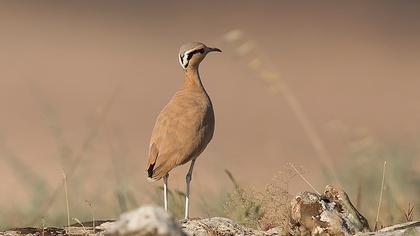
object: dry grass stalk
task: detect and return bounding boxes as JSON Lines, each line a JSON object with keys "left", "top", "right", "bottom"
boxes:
{"left": 289, "top": 163, "right": 320, "bottom": 195}
{"left": 224, "top": 169, "right": 291, "bottom": 231}
{"left": 374, "top": 161, "right": 387, "bottom": 231}
{"left": 72, "top": 218, "right": 88, "bottom": 234}
{"left": 356, "top": 180, "right": 362, "bottom": 210}
{"left": 224, "top": 169, "right": 241, "bottom": 193}
{"left": 41, "top": 218, "right": 45, "bottom": 236}
{"left": 258, "top": 182, "right": 291, "bottom": 231}
{"left": 28, "top": 85, "right": 122, "bottom": 225}
{"left": 224, "top": 170, "right": 262, "bottom": 229}
{"left": 85, "top": 200, "right": 96, "bottom": 233}
{"left": 402, "top": 203, "right": 414, "bottom": 222}
{"left": 62, "top": 171, "right": 70, "bottom": 228}
{"left": 221, "top": 30, "right": 341, "bottom": 185}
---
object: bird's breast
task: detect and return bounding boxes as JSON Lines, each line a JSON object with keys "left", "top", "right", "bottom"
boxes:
{"left": 149, "top": 86, "right": 215, "bottom": 165}
{"left": 169, "top": 90, "right": 214, "bottom": 157}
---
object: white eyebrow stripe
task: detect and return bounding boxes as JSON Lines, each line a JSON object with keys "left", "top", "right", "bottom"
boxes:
{"left": 179, "top": 54, "right": 185, "bottom": 69}
{"left": 185, "top": 47, "right": 198, "bottom": 54}
{"left": 182, "top": 54, "right": 188, "bottom": 68}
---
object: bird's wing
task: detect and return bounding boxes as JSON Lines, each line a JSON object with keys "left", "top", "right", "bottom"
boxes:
{"left": 146, "top": 93, "right": 208, "bottom": 180}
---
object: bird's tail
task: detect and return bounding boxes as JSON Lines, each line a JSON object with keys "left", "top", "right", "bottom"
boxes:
{"left": 146, "top": 163, "right": 167, "bottom": 182}
{"left": 146, "top": 143, "right": 160, "bottom": 181}
{"left": 147, "top": 163, "right": 156, "bottom": 180}
{"left": 146, "top": 157, "right": 175, "bottom": 182}
{"left": 146, "top": 143, "right": 178, "bottom": 181}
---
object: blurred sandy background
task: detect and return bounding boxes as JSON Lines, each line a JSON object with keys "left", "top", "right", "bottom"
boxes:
{"left": 0, "top": 1, "right": 419, "bottom": 226}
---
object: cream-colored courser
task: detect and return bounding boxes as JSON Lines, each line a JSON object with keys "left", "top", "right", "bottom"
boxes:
{"left": 146, "top": 42, "right": 221, "bottom": 219}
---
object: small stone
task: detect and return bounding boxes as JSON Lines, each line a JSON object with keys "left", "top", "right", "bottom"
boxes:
{"left": 102, "top": 205, "right": 184, "bottom": 236}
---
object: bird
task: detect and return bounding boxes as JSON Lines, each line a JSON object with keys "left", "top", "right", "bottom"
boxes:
{"left": 146, "top": 42, "right": 221, "bottom": 219}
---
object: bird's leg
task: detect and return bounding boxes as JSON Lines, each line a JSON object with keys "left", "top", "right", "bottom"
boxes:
{"left": 185, "top": 159, "right": 196, "bottom": 220}
{"left": 163, "top": 173, "right": 169, "bottom": 212}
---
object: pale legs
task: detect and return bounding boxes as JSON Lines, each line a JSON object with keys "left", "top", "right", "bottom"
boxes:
{"left": 163, "top": 173, "right": 169, "bottom": 212}
{"left": 185, "top": 159, "right": 196, "bottom": 219}
{"left": 162, "top": 160, "right": 195, "bottom": 219}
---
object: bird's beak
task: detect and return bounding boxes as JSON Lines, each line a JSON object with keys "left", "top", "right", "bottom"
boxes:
{"left": 207, "top": 47, "right": 222, "bottom": 53}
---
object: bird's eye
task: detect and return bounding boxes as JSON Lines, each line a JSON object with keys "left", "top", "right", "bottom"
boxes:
{"left": 198, "top": 49, "right": 205, "bottom": 54}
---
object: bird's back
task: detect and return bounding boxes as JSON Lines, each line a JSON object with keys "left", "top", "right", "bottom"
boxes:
{"left": 146, "top": 85, "right": 214, "bottom": 180}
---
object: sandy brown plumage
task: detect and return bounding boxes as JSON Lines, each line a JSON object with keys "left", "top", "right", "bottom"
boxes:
{"left": 146, "top": 42, "right": 219, "bottom": 182}
{"left": 146, "top": 71, "right": 215, "bottom": 180}
{"left": 145, "top": 42, "right": 220, "bottom": 219}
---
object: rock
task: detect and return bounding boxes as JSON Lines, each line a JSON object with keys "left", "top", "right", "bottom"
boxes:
{"left": 100, "top": 207, "right": 287, "bottom": 236}
{"left": 181, "top": 217, "right": 283, "bottom": 236}
{"left": 101, "top": 205, "right": 184, "bottom": 236}
{"left": 355, "top": 221, "right": 420, "bottom": 236}
{"left": 290, "top": 185, "right": 370, "bottom": 236}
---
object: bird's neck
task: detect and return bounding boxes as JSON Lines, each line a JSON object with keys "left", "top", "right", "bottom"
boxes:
{"left": 183, "top": 67, "right": 205, "bottom": 91}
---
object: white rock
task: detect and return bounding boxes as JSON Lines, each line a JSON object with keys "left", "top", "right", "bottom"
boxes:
{"left": 101, "top": 205, "right": 184, "bottom": 236}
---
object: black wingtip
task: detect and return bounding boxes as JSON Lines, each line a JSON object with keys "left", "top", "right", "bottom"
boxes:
{"left": 147, "top": 163, "right": 155, "bottom": 178}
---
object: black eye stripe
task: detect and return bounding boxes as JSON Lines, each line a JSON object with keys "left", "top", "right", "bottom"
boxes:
{"left": 185, "top": 48, "right": 205, "bottom": 59}
{"left": 181, "top": 48, "right": 205, "bottom": 68}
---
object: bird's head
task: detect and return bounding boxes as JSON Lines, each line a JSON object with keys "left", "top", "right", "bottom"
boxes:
{"left": 178, "top": 42, "right": 221, "bottom": 70}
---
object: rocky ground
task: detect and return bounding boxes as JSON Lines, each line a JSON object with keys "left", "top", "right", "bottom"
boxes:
{"left": 1, "top": 186, "right": 418, "bottom": 236}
